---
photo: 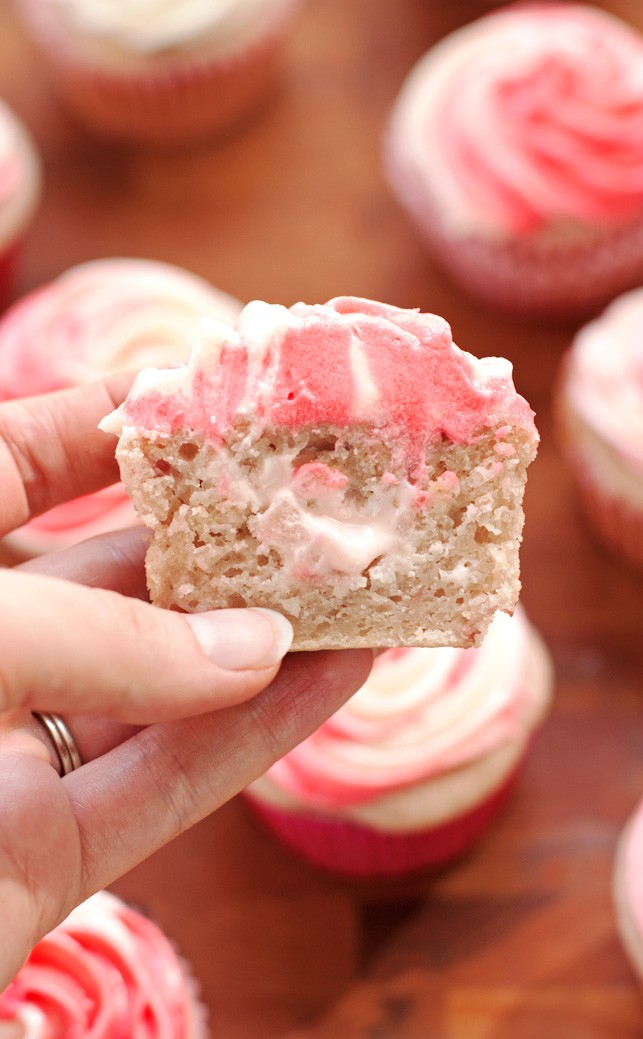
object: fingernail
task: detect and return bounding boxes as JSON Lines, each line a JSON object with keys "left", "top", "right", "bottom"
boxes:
{"left": 185, "top": 608, "right": 293, "bottom": 671}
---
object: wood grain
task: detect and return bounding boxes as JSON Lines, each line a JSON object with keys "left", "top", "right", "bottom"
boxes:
{"left": 1, "top": 0, "right": 643, "bottom": 1035}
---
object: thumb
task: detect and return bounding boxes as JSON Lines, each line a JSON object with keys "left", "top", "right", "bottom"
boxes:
{"left": 0, "top": 569, "right": 293, "bottom": 723}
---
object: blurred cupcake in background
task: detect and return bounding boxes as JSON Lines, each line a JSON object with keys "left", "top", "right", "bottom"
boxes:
{"left": 384, "top": 3, "right": 643, "bottom": 319}
{"left": 0, "top": 890, "right": 209, "bottom": 1038}
{"left": 245, "top": 607, "right": 553, "bottom": 879}
{"left": 0, "top": 257, "right": 243, "bottom": 557}
{"left": 0, "top": 99, "right": 40, "bottom": 309}
{"left": 614, "top": 797, "right": 643, "bottom": 984}
{"left": 556, "top": 287, "right": 643, "bottom": 572}
{"left": 14, "top": 0, "right": 304, "bottom": 146}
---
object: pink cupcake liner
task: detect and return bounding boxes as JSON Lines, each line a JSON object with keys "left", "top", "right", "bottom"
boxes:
{"left": 243, "top": 770, "right": 519, "bottom": 879}
{"left": 569, "top": 466, "right": 643, "bottom": 572}
{"left": 20, "top": 3, "right": 301, "bottom": 146}
{"left": 52, "top": 39, "right": 284, "bottom": 145}
{"left": 418, "top": 212, "right": 643, "bottom": 320}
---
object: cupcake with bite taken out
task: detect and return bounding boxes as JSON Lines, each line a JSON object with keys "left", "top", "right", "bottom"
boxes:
{"left": 100, "top": 296, "right": 539, "bottom": 651}
{"left": 0, "top": 890, "right": 208, "bottom": 1037}
{"left": 244, "top": 607, "right": 553, "bottom": 878}
{"left": 14, "top": 0, "right": 304, "bottom": 146}
{"left": 0, "top": 257, "right": 243, "bottom": 558}
{"left": 384, "top": 3, "right": 643, "bottom": 319}
{"left": 0, "top": 99, "right": 41, "bottom": 310}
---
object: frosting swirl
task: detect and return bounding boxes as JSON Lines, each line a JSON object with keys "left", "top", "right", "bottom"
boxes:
{"left": 386, "top": 3, "right": 643, "bottom": 239}
{"left": 0, "top": 258, "right": 242, "bottom": 553}
{"left": 563, "top": 287, "right": 643, "bottom": 473}
{"left": 249, "top": 608, "right": 552, "bottom": 828}
{"left": 0, "top": 891, "right": 205, "bottom": 1038}
{"left": 102, "top": 296, "right": 536, "bottom": 470}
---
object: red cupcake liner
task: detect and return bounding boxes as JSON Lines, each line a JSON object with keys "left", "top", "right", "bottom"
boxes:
{"left": 422, "top": 216, "right": 643, "bottom": 320}
{"left": 243, "top": 770, "right": 519, "bottom": 879}
{"left": 0, "top": 238, "right": 24, "bottom": 312}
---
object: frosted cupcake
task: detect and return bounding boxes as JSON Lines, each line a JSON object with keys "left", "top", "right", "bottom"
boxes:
{"left": 614, "top": 798, "right": 643, "bottom": 984}
{"left": 0, "top": 257, "right": 243, "bottom": 557}
{"left": 245, "top": 607, "right": 553, "bottom": 878}
{"left": 0, "top": 890, "right": 208, "bottom": 1037}
{"left": 384, "top": 3, "right": 643, "bottom": 318}
{"left": 0, "top": 100, "right": 41, "bottom": 309}
{"left": 15, "top": 0, "right": 304, "bottom": 146}
{"left": 556, "top": 287, "right": 643, "bottom": 572}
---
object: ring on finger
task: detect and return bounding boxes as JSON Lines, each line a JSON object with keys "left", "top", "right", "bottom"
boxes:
{"left": 32, "top": 712, "right": 82, "bottom": 775}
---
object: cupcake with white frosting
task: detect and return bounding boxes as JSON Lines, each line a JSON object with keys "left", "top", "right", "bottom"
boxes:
{"left": 15, "top": 0, "right": 304, "bottom": 145}
{"left": 245, "top": 607, "right": 553, "bottom": 878}
{"left": 0, "top": 256, "right": 243, "bottom": 557}
{"left": 384, "top": 3, "right": 643, "bottom": 318}
{"left": 0, "top": 890, "right": 208, "bottom": 1038}
{"left": 614, "top": 798, "right": 643, "bottom": 984}
{"left": 0, "top": 100, "right": 40, "bottom": 309}
{"left": 557, "top": 286, "right": 643, "bottom": 572}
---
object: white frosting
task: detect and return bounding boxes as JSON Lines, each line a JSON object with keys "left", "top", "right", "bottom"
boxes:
{"left": 21, "top": 0, "right": 299, "bottom": 62}
{"left": 169, "top": 443, "right": 416, "bottom": 581}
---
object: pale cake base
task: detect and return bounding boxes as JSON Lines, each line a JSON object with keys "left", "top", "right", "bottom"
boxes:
{"left": 116, "top": 421, "right": 535, "bottom": 650}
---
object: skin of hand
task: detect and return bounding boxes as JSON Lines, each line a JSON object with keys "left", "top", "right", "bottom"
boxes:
{"left": 0, "top": 375, "right": 372, "bottom": 989}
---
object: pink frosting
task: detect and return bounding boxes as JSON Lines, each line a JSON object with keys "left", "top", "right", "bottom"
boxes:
{"left": 386, "top": 3, "right": 643, "bottom": 239}
{"left": 259, "top": 608, "right": 548, "bottom": 810}
{"left": 110, "top": 297, "right": 535, "bottom": 470}
{"left": 0, "top": 892, "right": 202, "bottom": 1038}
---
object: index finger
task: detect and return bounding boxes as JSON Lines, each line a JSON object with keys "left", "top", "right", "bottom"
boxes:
{"left": 0, "top": 372, "right": 134, "bottom": 538}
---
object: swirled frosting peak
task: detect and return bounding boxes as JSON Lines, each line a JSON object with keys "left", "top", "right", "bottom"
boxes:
{"left": 0, "top": 258, "right": 243, "bottom": 553}
{"left": 0, "top": 891, "right": 206, "bottom": 1038}
{"left": 563, "top": 287, "right": 643, "bottom": 470}
{"left": 255, "top": 607, "right": 550, "bottom": 812}
{"left": 0, "top": 258, "right": 242, "bottom": 400}
{"left": 386, "top": 3, "right": 643, "bottom": 239}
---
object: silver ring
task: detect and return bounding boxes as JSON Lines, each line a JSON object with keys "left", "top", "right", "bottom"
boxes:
{"left": 32, "top": 712, "right": 82, "bottom": 775}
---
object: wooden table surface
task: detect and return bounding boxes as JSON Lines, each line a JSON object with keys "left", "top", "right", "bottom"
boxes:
{"left": 2, "top": 0, "right": 643, "bottom": 1035}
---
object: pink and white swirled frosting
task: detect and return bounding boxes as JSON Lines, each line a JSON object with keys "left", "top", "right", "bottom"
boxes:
{"left": 386, "top": 3, "right": 643, "bottom": 240}
{"left": 0, "top": 258, "right": 242, "bottom": 554}
{"left": 0, "top": 891, "right": 207, "bottom": 1038}
{"left": 563, "top": 287, "right": 643, "bottom": 476}
{"left": 248, "top": 608, "right": 552, "bottom": 832}
{"left": 102, "top": 296, "right": 536, "bottom": 462}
